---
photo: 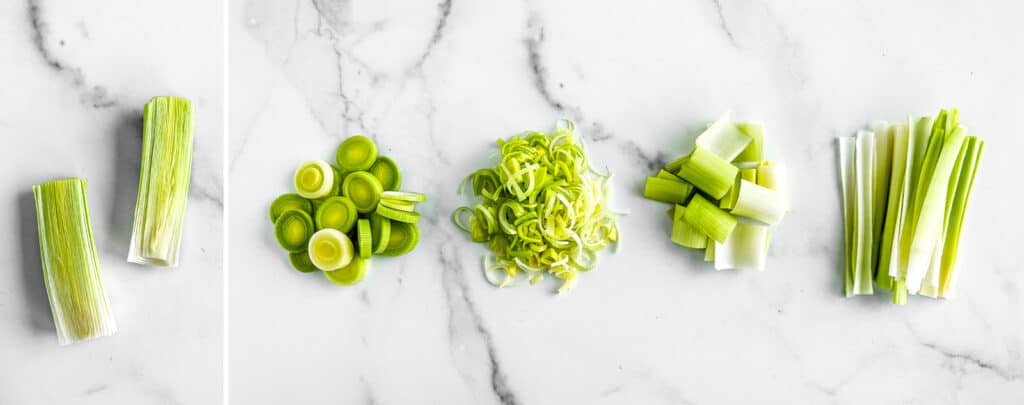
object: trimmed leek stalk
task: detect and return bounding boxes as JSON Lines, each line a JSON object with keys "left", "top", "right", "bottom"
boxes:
{"left": 696, "top": 113, "right": 752, "bottom": 162}
{"left": 734, "top": 122, "right": 764, "bottom": 164}
{"left": 714, "top": 223, "right": 770, "bottom": 271}
{"left": 128, "top": 96, "right": 194, "bottom": 267}
{"left": 683, "top": 194, "right": 736, "bottom": 243}
{"left": 643, "top": 176, "right": 694, "bottom": 204}
{"left": 677, "top": 146, "right": 739, "bottom": 199}
{"left": 729, "top": 180, "right": 787, "bottom": 225}
{"left": 34, "top": 178, "right": 116, "bottom": 345}
{"left": 938, "top": 136, "right": 983, "bottom": 297}
{"left": 308, "top": 229, "right": 354, "bottom": 271}
{"left": 671, "top": 205, "right": 707, "bottom": 249}
{"left": 294, "top": 160, "right": 335, "bottom": 199}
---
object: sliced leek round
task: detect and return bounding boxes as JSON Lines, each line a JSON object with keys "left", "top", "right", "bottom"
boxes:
{"left": 336, "top": 135, "right": 378, "bottom": 171}
{"left": 375, "top": 203, "right": 420, "bottom": 224}
{"left": 342, "top": 171, "right": 383, "bottom": 213}
{"left": 370, "top": 214, "right": 392, "bottom": 254}
{"left": 294, "top": 160, "right": 335, "bottom": 199}
{"left": 378, "top": 198, "right": 416, "bottom": 212}
{"left": 369, "top": 156, "right": 401, "bottom": 191}
{"left": 323, "top": 256, "right": 369, "bottom": 286}
{"left": 314, "top": 196, "right": 358, "bottom": 233}
{"left": 288, "top": 251, "right": 319, "bottom": 273}
{"left": 269, "top": 193, "right": 313, "bottom": 224}
{"left": 308, "top": 229, "right": 354, "bottom": 271}
{"left": 274, "top": 210, "right": 315, "bottom": 252}
{"left": 381, "top": 191, "right": 427, "bottom": 202}
{"left": 357, "top": 219, "right": 372, "bottom": 259}
{"left": 381, "top": 221, "right": 419, "bottom": 256}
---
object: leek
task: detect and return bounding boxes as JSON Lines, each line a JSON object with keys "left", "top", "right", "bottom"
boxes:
{"left": 734, "top": 122, "right": 764, "bottom": 164}
{"left": 671, "top": 205, "right": 707, "bottom": 249}
{"left": 683, "top": 194, "right": 736, "bottom": 243}
{"left": 369, "top": 156, "right": 401, "bottom": 191}
{"left": 714, "top": 223, "right": 770, "bottom": 271}
{"left": 274, "top": 210, "right": 315, "bottom": 252}
{"left": 380, "top": 221, "right": 419, "bottom": 257}
{"left": 314, "top": 196, "right": 358, "bottom": 233}
{"left": 270, "top": 194, "right": 313, "bottom": 224}
{"left": 336, "top": 135, "right": 378, "bottom": 171}
{"left": 729, "top": 179, "right": 787, "bottom": 225}
{"left": 370, "top": 214, "right": 391, "bottom": 254}
{"left": 342, "top": 171, "right": 383, "bottom": 213}
{"left": 34, "top": 178, "right": 117, "bottom": 345}
{"left": 695, "top": 113, "right": 752, "bottom": 162}
{"left": 128, "top": 96, "right": 194, "bottom": 267}
{"left": 289, "top": 251, "right": 319, "bottom": 273}
{"left": 294, "top": 160, "right": 336, "bottom": 199}
{"left": 308, "top": 229, "right": 354, "bottom": 271}
{"left": 357, "top": 219, "right": 372, "bottom": 259}
{"left": 323, "top": 256, "right": 370, "bottom": 286}
{"left": 938, "top": 137, "right": 983, "bottom": 297}
{"left": 677, "top": 146, "right": 739, "bottom": 199}
{"left": 643, "top": 176, "right": 694, "bottom": 204}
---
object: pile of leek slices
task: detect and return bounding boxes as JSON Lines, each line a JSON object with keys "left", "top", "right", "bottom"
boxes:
{"left": 838, "top": 109, "right": 984, "bottom": 304}
{"left": 643, "top": 113, "right": 787, "bottom": 271}
{"left": 452, "top": 120, "right": 621, "bottom": 293}
{"left": 270, "top": 135, "right": 425, "bottom": 285}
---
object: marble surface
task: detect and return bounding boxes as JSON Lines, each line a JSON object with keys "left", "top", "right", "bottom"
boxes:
{"left": 230, "top": 0, "right": 1024, "bottom": 404}
{"left": 0, "top": 1, "right": 224, "bottom": 404}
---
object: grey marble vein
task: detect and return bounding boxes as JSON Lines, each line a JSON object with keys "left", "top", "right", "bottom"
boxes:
{"left": 439, "top": 238, "right": 519, "bottom": 405}
{"left": 27, "top": 0, "right": 116, "bottom": 108}
{"left": 620, "top": 139, "right": 671, "bottom": 173}
{"left": 921, "top": 342, "right": 1021, "bottom": 382}
{"left": 523, "top": 12, "right": 564, "bottom": 112}
{"left": 710, "top": 0, "right": 738, "bottom": 48}
{"left": 415, "top": 0, "right": 453, "bottom": 68}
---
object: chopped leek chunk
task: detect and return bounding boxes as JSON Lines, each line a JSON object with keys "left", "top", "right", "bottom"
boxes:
{"left": 683, "top": 194, "right": 736, "bottom": 243}
{"left": 671, "top": 205, "right": 707, "bottom": 249}
{"left": 734, "top": 122, "right": 764, "bottom": 164}
{"left": 696, "top": 113, "right": 752, "bottom": 162}
{"left": 714, "top": 223, "right": 770, "bottom": 271}
{"left": 677, "top": 146, "right": 739, "bottom": 199}
{"left": 34, "top": 178, "right": 117, "bottom": 345}
{"left": 729, "top": 180, "right": 787, "bottom": 225}
{"left": 643, "top": 176, "right": 694, "bottom": 204}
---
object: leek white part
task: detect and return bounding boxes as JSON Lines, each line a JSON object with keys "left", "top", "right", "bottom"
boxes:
{"left": 696, "top": 113, "right": 753, "bottom": 162}
{"left": 853, "top": 130, "right": 875, "bottom": 295}
{"left": 729, "top": 179, "right": 787, "bottom": 225}
{"left": 714, "top": 223, "right": 770, "bottom": 271}
{"left": 128, "top": 96, "right": 194, "bottom": 267}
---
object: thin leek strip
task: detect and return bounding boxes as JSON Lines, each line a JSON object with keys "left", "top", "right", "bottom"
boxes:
{"left": 904, "top": 125, "right": 966, "bottom": 294}
{"left": 734, "top": 122, "right": 764, "bottom": 164}
{"left": 837, "top": 137, "right": 857, "bottom": 297}
{"left": 323, "top": 256, "right": 369, "bottom": 286}
{"left": 875, "top": 123, "right": 910, "bottom": 290}
{"left": 270, "top": 194, "right": 313, "bottom": 224}
{"left": 314, "top": 196, "right": 358, "bottom": 233}
{"left": 336, "top": 135, "right": 378, "bottom": 171}
{"left": 308, "top": 229, "right": 354, "bottom": 271}
{"left": 34, "top": 178, "right": 116, "bottom": 345}
{"left": 643, "top": 176, "right": 694, "bottom": 204}
{"left": 274, "top": 210, "right": 315, "bottom": 252}
{"left": 369, "top": 156, "right": 402, "bottom": 191}
{"left": 729, "top": 180, "right": 787, "bottom": 225}
{"left": 871, "top": 123, "right": 893, "bottom": 263}
{"left": 695, "top": 113, "right": 752, "bottom": 162}
{"left": 357, "top": 219, "right": 372, "bottom": 259}
{"left": 938, "top": 137, "right": 983, "bottom": 297}
{"left": 380, "top": 222, "right": 419, "bottom": 256}
{"left": 671, "top": 205, "right": 707, "bottom": 249}
{"left": 677, "top": 146, "right": 739, "bottom": 199}
{"left": 920, "top": 136, "right": 971, "bottom": 297}
{"left": 683, "top": 194, "right": 736, "bottom": 243}
{"left": 294, "top": 160, "right": 335, "bottom": 199}
{"left": 853, "top": 130, "right": 875, "bottom": 295}
{"left": 288, "top": 251, "right": 319, "bottom": 273}
{"left": 342, "top": 171, "right": 383, "bottom": 213}
{"left": 128, "top": 96, "right": 194, "bottom": 267}
{"left": 714, "top": 223, "right": 770, "bottom": 271}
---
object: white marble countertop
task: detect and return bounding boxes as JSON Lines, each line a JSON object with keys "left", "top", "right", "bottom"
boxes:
{"left": 230, "top": 1, "right": 1024, "bottom": 404}
{"left": 0, "top": 1, "right": 224, "bottom": 404}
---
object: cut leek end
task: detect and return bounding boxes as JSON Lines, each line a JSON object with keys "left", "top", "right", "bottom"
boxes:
{"left": 34, "top": 178, "right": 118, "bottom": 345}
{"left": 336, "top": 135, "right": 378, "bottom": 171}
{"left": 308, "top": 229, "right": 354, "bottom": 271}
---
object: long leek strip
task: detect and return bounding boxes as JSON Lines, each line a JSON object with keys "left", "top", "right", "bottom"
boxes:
{"left": 875, "top": 123, "right": 910, "bottom": 289}
{"left": 729, "top": 180, "right": 787, "bottom": 225}
{"left": 892, "top": 117, "right": 931, "bottom": 281}
{"left": 837, "top": 137, "right": 857, "bottom": 297}
{"left": 671, "top": 205, "right": 707, "bottom": 249}
{"left": 920, "top": 137, "right": 971, "bottom": 297}
{"left": 852, "top": 130, "right": 875, "bottom": 295}
{"left": 871, "top": 123, "right": 893, "bottom": 274}
{"left": 696, "top": 113, "right": 752, "bottom": 162}
{"left": 643, "top": 176, "right": 694, "bottom": 204}
{"left": 677, "top": 146, "right": 739, "bottom": 199}
{"left": 683, "top": 194, "right": 736, "bottom": 243}
{"left": 901, "top": 111, "right": 950, "bottom": 261}
{"left": 904, "top": 124, "right": 966, "bottom": 293}
{"left": 938, "top": 137, "right": 983, "bottom": 297}
{"left": 34, "top": 178, "right": 116, "bottom": 345}
{"left": 714, "top": 223, "right": 770, "bottom": 271}
{"left": 128, "top": 96, "right": 194, "bottom": 267}
{"left": 734, "top": 122, "right": 764, "bottom": 164}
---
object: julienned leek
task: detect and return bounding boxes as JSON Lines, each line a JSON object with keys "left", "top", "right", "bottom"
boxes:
{"left": 128, "top": 96, "right": 195, "bottom": 267}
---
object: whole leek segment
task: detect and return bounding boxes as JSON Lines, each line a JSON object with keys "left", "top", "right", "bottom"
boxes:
{"left": 34, "top": 178, "right": 117, "bottom": 345}
{"left": 452, "top": 120, "right": 621, "bottom": 293}
{"left": 642, "top": 114, "right": 787, "bottom": 272}
{"left": 836, "top": 109, "right": 984, "bottom": 304}
{"left": 128, "top": 96, "right": 194, "bottom": 267}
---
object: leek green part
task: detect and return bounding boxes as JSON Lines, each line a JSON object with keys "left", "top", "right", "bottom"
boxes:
{"left": 129, "top": 96, "right": 194, "bottom": 267}
{"left": 314, "top": 196, "right": 358, "bottom": 233}
{"left": 643, "top": 176, "right": 694, "bottom": 204}
{"left": 370, "top": 214, "right": 392, "bottom": 254}
{"left": 270, "top": 193, "right": 313, "bottom": 224}
{"left": 369, "top": 156, "right": 401, "bottom": 191}
{"left": 938, "top": 137, "right": 983, "bottom": 297}
{"left": 342, "top": 171, "right": 383, "bottom": 214}
{"left": 336, "top": 135, "right": 378, "bottom": 171}
{"left": 357, "top": 219, "right": 372, "bottom": 259}
{"left": 670, "top": 205, "right": 707, "bottom": 249}
{"left": 683, "top": 194, "right": 736, "bottom": 243}
{"left": 381, "top": 221, "right": 420, "bottom": 256}
{"left": 289, "top": 251, "right": 319, "bottom": 273}
{"left": 376, "top": 203, "right": 421, "bottom": 223}
{"left": 677, "top": 146, "right": 738, "bottom": 199}
{"left": 324, "top": 256, "right": 370, "bottom": 286}
{"left": 734, "top": 122, "right": 764, "bottom": 164}
{"left": 274, "top": 210, "right": 315, "bottom": 253}
{"left": 34, "top": 178, "right": 117, "bottom": 345}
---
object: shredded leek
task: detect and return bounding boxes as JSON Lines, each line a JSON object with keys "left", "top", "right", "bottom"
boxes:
{"left": 452, "top": 120, "right": 621, "bottom": 293}
{"left": 34, "top": 178, "right": 117, "bottom": 345}
{"left": 128, "top": 96, "right": 194, "bottom": 267}
{"left": 837, "top": 109, "right": 984, "bottom": 304}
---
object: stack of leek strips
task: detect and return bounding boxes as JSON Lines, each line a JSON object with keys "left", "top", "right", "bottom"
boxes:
{"left": 269, "top": 135, "right": 426, "bottom": 285}
{"left": 128, "top": 96, "right": 194, "bottom": 267}
{"left": 643, "top": 113, "right": 788, "bottom": 271}
{"left": 452, "top": 120, "right": 622, "bottom": 293}
{"left": 34, "top": 178, "right": 117, "bottom": 344}
{"left": 838, "top": 109, "right": 984, "bottom": 304}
